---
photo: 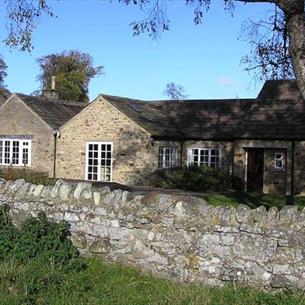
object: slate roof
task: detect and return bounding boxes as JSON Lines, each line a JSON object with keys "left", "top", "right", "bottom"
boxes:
{"left": 257, "top": 79, "right": 301, "bottom": 100}
{"left": 102, "top": 79, "right": 305, "bottom": 140}
{"left": 241, "top": 80, "right": 305, "bottom": 140}
{"left": 16, "top": 94, "right": 86, "bottom": 129}
{"left": 103, "top": 94, "right": 255, "bottom": 140}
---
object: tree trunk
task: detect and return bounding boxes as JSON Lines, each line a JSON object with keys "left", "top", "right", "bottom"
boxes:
{"left": 280, "top": 0, "right": 305, "bottom": 100}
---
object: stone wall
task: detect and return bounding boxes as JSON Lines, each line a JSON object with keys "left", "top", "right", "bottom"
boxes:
{"left": 1, "top": 178, "right": 305, "bottom": 290}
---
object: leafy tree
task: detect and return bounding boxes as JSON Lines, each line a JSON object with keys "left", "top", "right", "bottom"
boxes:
{"left": 239, "top": 6, "right": 294, "bottom": 82}
{"left": 3, "top": 0, "right": 54, "bottom": 52}
{"left": 0, "top": 56, "right": 7, "bottom": 87}
{"left": 2, "top": 0, "right": 305, "bottom": 100}
{"left": 37, "top": 50, "right": 103, "bottom": 102}
{"left": 163, "top": 82, "right": 188, "bottom": 100}
{"left": 127, "top": 0, "right": 305, "bottom": 98}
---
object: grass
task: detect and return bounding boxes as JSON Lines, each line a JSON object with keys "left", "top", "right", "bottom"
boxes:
{"left": 1, "top": 257, "right": 305, "bottom": 305}
{"left": 205, "top": 191, "right": 305, "bottom": 210}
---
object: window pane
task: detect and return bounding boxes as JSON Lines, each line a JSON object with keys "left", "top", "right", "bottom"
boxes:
{"left": 159, "top": 147, "right": 177, "bottom": 168}
{"left": 87, "top": 142, "right": 113, "bottom": 182}
{"left": 4, "top": 141, "right": 10, "bottom": 164}
{"left": 274, "top": 152, "right": 284, "bottom": 169}
{"left": 0, "top": 139, "right": 31, "bottom": 166}
{"left": 12, "top": 141, "right": 19, "bottom": 165}
{"left": 189, "top": 148, "right": 221, "bottom": 168}
{"left": 22, "top": 141, "right": 29, "bottom": 165}
{"left": 100, "top": 143, "right": 112, "bottom": 181}
{"left": 0, "top": 141, "right": 3, "bottom": 165}
{"left": 87, "top": 143, "right": 99, "bottom": 181}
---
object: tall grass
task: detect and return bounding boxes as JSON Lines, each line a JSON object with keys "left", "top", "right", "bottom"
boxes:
{"left": 1, "top": 258, "right": 305, "bottom": 305}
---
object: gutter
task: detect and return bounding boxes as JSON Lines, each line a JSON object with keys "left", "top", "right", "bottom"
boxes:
{"left": 53, "top": 129, "right": 60, "bottom": 179}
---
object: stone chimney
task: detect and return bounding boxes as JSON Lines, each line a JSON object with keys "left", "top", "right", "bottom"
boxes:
{"left": 43, "top": 76, "right": 59, "bottom": 100}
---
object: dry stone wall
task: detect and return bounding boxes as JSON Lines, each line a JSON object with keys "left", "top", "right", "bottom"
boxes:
{"left": 1, "top": 178, "right": 305, "bottom": 290}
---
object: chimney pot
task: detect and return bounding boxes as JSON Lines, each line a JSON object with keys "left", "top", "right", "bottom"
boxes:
{"left": 51, "top": 76, "right": 56, "bottom": 90}
{"left": 42, "top": 76, "right": 59, "bottom": 100}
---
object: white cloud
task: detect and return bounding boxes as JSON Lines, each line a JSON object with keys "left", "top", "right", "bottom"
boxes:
{"left": 217, "top": 75, "right": 235, "bottom": 87}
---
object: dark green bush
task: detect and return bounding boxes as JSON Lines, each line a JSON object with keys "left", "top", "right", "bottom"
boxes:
{"left": 0, "top": 205, "right": 19, "bottom": 260}
{"left": 0, "top": 166, "right": 55, "bottom": 185}
{"left": 146, "top": 166, "right": 244, "bottom": 192}
{"left": 0, "top": 205, "right": 85, "bottom": 271}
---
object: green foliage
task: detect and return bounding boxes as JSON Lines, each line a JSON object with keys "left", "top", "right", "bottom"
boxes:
{"left": 0, "top": 257, "right": 305, "bottom": 305}
{"left": 0, "top": 56, "right": 7, "bottom": 87}
{"left": 0, "top": 167, "right": 55, "bottom": 185}
{"left": 0, "top": 205, "right": 84, "bottom": 271}
{"left": 3, "top": 0, "right": 54, "bottom": 52}
{"left": 205, "top": 191, "right": 305, "bottom": 210}
{"left": 0, "top": 205, "right": 19, "bottom": 261}
{"left": 0, "top": 207, "right": 304, "bottom": 304}
{"left": 37, "top": 50, "right": 103, "bottom": 102}
{"left": 146, "top": 166, "right": 244, "bottom": 192}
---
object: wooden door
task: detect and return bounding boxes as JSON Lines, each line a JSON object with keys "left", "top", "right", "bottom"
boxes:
{"left": 246, "top": 148, "right": 264, "bottom": 192}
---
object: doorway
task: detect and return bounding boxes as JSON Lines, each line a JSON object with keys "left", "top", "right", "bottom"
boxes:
{"left": 86, "top": 142, "right": 113, "bottom": 182}
{"left": 246, "top": 148, "right": 264, "bottom": 192}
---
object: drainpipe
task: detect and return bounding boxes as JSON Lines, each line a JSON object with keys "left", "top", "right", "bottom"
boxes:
{"left": 231, "top": 141, "right": 235, "bottom": 176}
{"left": 53, "top": 129, "right": 60, "bottom": 179}
{"left": 289, "top": 140, "right": 295, "bottom": 204}
{"left": 180, "top": 141, "right": 184, "bottom": 167}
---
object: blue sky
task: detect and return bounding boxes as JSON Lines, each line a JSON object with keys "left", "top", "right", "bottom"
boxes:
{"left": 0, "top": 0, "right": 274, "bottom": 101}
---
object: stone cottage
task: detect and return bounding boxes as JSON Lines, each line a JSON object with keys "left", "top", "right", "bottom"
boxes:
{"left": 1, "top": 80, "right": 305, "bottom": 195}
{"left": 54, "top": 79, "right": 304, "bottom": 195}
{"left": 0, "top": 91, "right": 85, "bottom": 176}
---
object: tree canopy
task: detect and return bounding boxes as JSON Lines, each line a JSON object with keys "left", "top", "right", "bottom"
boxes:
{"left": 4, "top": 0, "right": 54, "bottom": 52}
{"left": 0, "top": 56, "right": 8, "bottom": 87}
{"left": 2, "top": 0, "right": 305, "bottom": 99}
{"left": 163, "top": 83, "right": 188, "bottom": 100}
{"left": 37, "top": 50, "right": 103, "bottom": 102}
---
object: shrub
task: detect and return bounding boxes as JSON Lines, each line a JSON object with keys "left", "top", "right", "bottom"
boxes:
{"left": 0, "top": 205, "right": 85, "bottom": 271}
{"left": 0, "top": 205, "right": 19, "bottom": 260}
{"left": 0, "top": 166, "right": 55, "bottom": 185}
{"left": 146, "top": 166, "right": 244, "bottom": 192}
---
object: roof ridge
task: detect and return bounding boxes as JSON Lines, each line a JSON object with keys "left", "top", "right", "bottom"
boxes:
{"left": 101, "top": 93, "right": 256, "bottom": 104}
{"left": 16, "top": 93, "right": 87, "bottom": 107}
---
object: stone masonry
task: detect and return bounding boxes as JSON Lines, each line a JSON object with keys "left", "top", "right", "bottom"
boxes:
{"left": 56, "top": 97, "right": 157, "bottom": 184}
{"left": 0, "top": 96, "right": 54, "bottom": 175}
{"left": 1, "top": 178, "right": 305, "bottom": 290}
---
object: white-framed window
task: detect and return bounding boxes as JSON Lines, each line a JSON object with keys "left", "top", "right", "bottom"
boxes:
{"left": 274, "top": 152, "right": 285, "bottom": 170}
{"left": 158, "top": 147, "right": 178, "bottom": 168}
{"left": 0, "top": 138, "right": 31, "bottom": 166}
{"left": 187, "top": 148, "right": 221, "bottom": 168}
{"left": 86, "top": 142, "right": 113, "bottom": 182}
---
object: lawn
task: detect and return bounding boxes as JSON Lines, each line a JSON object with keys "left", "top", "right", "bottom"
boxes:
{"left": 1, "top": 257, "right": 305, "bottom": 305}
{"left": 204, "top": 191, "right": 305, "bottom": 210}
